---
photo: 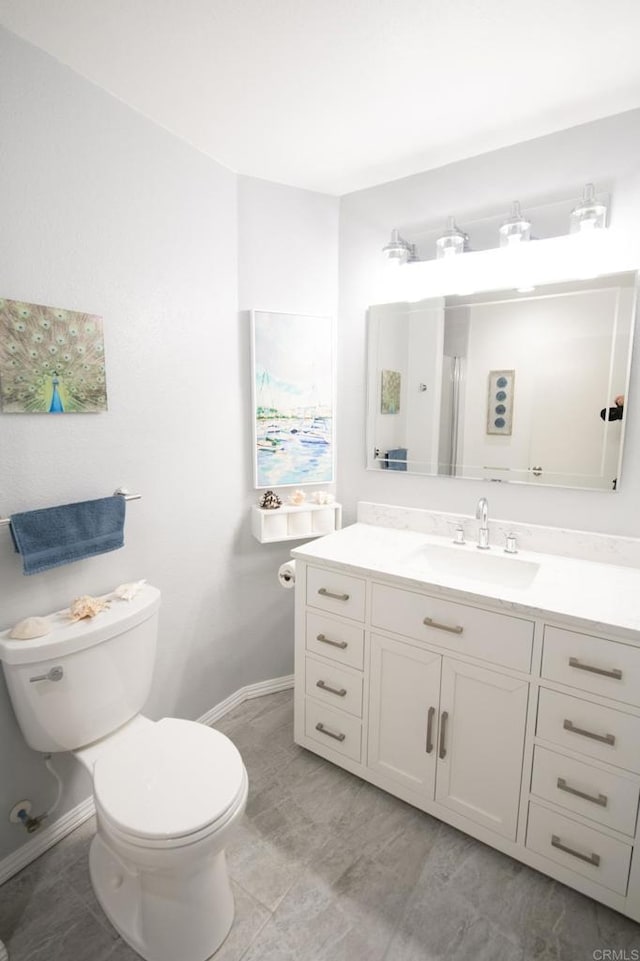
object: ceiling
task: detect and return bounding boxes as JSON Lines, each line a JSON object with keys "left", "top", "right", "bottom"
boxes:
{"left": 2, "top": 0, "right": 640, "bottom": 195}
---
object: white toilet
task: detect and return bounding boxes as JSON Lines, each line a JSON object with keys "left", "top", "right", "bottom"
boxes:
{"left": 0, "top": 585, "right": 248, "bottom": 961}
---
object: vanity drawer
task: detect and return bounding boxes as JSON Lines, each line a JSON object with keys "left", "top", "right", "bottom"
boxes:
{"left": 531, "top": 745, "right": 640, "bottom": 837}
{"left": 306, "top": 567, "right": 366, "bottom": 622}
{"left": 526, "top": 802, "right": 632, "bottom": 895}
{"left": 542, "top": 626, "right": 640, "bottom": 708}
{"left": 371, "top": 583, "right": 533, "bottom": 672}
{"left": 537, "top": 688, "right": 640, "bottom": 773}
{"left": 304, "top": 699, "right": 362, "bottom": 762}
{"left": 305, "top": 612, "right": 364, "bottom": 670}
{"left": 305, "top": 655, "right": 363, "bottom": 718}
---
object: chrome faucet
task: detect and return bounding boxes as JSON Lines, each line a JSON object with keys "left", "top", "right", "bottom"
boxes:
{"left": 476, "top": 497, "right": 490, "bottom": 550}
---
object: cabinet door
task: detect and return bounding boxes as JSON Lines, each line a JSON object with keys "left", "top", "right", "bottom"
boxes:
{"left": 368, "top": 633, "right": 440, "bottom": 795}
{"left": 435, "top": 658, "right": 528, "bottom": 840}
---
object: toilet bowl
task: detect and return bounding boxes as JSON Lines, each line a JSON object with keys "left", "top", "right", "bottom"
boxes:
{"left": 0, "top": 585, "right": 248, "bottom": 961}
{"left": 76, "top": 715, "right": 248, "bottom": 961}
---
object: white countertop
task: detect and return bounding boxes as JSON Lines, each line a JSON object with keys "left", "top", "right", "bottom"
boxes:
{"left": 292, "top": 523, "right": 640, "bottom": 641}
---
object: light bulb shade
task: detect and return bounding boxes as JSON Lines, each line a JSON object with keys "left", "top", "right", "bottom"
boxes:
{"left": 436, "top": 216, "right": 466, "bottom": 259}
{"left": 382, "top": 228, "right": 411, "bottom": 263}
{"left": 570, "top": 183, "right": 607, "bottom": 233}
{"left": 499, "top": 201, "right": 531, "bottom": 247}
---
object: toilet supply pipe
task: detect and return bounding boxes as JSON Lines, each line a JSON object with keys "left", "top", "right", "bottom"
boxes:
{"left": 12, "top": 755, "right": 63, "bottom": 834}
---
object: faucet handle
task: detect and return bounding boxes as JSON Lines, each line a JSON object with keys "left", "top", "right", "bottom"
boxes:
{"left": 504, "top": 532, "right": 518, "bottom": 554}
{"left": 452, "top": 524, "right": 465, "bottom": 545}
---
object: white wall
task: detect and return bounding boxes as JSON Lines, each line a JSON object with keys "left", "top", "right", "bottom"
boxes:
{"left": 338, "top": 110, "right": 640, "bottom": 534}
{"left": 236, "top": 173, "right": 339, "bottom": 695}
{"left": 0, "top": 30, "right": 339, "bottom": 863}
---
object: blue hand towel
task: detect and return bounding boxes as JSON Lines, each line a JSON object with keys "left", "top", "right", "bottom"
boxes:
{"left": 10, "top": 496, "right": 126, "bottom": 575}
{"left": 386, "top": 448, "right": 408, "bottom": 471}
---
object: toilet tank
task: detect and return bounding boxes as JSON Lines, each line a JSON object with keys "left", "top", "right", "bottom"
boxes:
{"left": 0, "top": 585, "right": 161, "bottom": 752}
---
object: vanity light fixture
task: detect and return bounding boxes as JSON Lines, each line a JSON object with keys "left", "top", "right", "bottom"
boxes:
{"left": 570, "top": 183, "right": 607, "bottom": 233}
{"left": 435, "top": 216, "right": 467, "bottom": 259}
{"left": 382, "top": 228, "right": 412, "bottom": 263}
{"left": 499, "top": 201, "right": 531, "bottom": 247}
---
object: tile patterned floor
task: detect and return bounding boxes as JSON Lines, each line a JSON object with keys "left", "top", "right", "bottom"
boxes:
{"left": 1, "top": 690, "right": 639, "bottom": 960}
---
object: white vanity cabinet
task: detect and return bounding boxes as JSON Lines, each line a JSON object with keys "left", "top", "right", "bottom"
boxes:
{"left": 368, "top": 633, "right": 529, "bottom": 840}
{"left": 293, "top": 553, "right": 640, "bottom": 923}
{"left": 527, "top": 625, "right": 640, "bottom": 902}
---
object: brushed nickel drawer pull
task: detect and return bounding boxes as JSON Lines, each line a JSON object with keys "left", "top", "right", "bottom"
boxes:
{"left": 439, "top": 710, "right": 449, "bottom": 759}
{"left": 425, "top": 706, "right": 436, "bottom": 754}
{"left": 423, "top": 617, "right": 463, "bottom": 635}
{"left": 318, "top": 588, "right": 350, "bottom": 601}
{"left": 551, "top": 834, "right": 601, "bottom": 867}
{"left": 568, "top": 657, "right": 622, "bottom": 681}
{"left": 316, "top": 633, "right": 348, "bottom": 650}
{"left": 315, "top": 721, "right": 346, "bottom": 742}
{"left": 316, "top": 679, "right": 347, "bottom": 697}
{"left": 557, "top": 777, "right": 608, "bottom": 807}
{"left": 563, "top": 719, "right": 615, "bottom": 746}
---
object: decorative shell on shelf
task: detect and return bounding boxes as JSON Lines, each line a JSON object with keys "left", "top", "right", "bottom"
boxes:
{"left": 9, "top": 616, "right": 51, "bottom": 640}
{"left": 113, "top": 579, "right": 146, "bottom": 601}
{"left": 68, "top": 595, "right": 111, "bottom": 621}
{"left": 310, "top": 491, "right": 335, "bottom": 505}
{"left": 259, "top": 490, "right": 282, "bottom": 510}
{"left": 288, "top": 490, "right": 306, "bottom": 506}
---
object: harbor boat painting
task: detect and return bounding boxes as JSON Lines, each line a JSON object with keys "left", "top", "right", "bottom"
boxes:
{"left": 251, "top": 311, "right": 335, "bottom": 488}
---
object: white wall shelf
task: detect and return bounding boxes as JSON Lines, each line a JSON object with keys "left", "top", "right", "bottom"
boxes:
{"left": 251, "top": 503, "right": 342, "bottom": 543}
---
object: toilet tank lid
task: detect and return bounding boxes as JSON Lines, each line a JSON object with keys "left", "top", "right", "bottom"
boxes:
{"left": 0, "top": 585, "right": 161, "bottom": 665}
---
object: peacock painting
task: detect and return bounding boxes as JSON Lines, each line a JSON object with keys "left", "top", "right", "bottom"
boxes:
{"left": 0, "top": 298, "right": 107, "bottom": 413}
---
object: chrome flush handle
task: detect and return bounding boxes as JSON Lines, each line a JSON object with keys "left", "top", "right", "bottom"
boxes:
{"left": 29, "top": 666, "right": 64, "bottom": 683}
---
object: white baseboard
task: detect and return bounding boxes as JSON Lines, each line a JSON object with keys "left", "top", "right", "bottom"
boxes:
{"left": 0, "top": 675, "right": 294, "bottom": 887}
{"left": 197, "top": 674, "right": 294, "bottom": 727}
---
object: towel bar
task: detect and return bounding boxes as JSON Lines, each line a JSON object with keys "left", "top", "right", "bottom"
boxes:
{"left": 0, "top": 489, "right": 141, "bottom": 528}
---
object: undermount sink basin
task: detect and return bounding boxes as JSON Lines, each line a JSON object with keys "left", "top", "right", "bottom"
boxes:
{"left": 403, "top": 542, "right": 540, "bottom": 589}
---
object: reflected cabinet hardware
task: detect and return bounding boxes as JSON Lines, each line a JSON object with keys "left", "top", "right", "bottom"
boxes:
{"left": 557, "top": 777, "right": 608, "bottom": 808}
{"left": 316, "top": 633, "right": 348, "bottom": 650}
{"left": 318, "top": 587, "right": 350, "bottom": 601}
{"left": 568, "top": 657, "right": 623, "bottom": 680}
{"left": 551, "top": 834, "right": 601, "bottom": 867}
{"left": 563, "top": 718, "right": 616, "bottom": 746}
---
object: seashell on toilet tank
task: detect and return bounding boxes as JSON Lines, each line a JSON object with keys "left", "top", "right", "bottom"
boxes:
{"left": 9, "top": 616, "right": 51, "bottom": 640}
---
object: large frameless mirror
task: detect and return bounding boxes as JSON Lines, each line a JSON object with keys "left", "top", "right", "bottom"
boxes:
{"left": 366, "top": 272, "right": 636, "bottom": 491}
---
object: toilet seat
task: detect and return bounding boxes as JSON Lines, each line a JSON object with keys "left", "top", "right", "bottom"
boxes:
{"left": 93, "top": 717, "right": 246, "bottom": 849}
